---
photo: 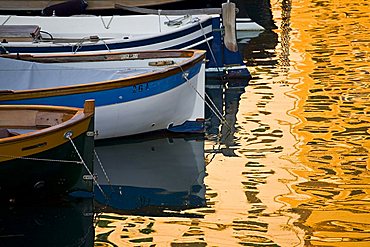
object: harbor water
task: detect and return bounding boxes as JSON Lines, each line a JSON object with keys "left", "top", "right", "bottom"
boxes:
{"left": 93, "top": 0, "right": 370, "bottom": 246}
{"left": 1, "top": 0, "right": 369, "bottom": 246}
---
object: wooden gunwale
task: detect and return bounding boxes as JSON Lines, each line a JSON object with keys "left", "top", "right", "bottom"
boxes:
{"left": 0, "top": 105, "right": 93, "bottom": 145}
{"left": 0, "top": 50, "right": 205, "bottom": 101}
{"left": 0, "top": 118, "right": 91, "bottom": 162}
{"left": 0, "top": 109, "right": 93, "bottom": 162}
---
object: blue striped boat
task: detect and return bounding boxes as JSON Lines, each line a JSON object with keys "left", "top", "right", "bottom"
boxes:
{"left": 0, "top": 14, "right": 250, "bottom": 79}
{"left": 0, "top": 50, "right": 206, "bottom": 139}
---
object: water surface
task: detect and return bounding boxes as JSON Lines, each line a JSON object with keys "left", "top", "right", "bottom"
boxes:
{"left": 94, "top": 0, "right": 369, "bottom": 246}
{"left": 2, "top": 0, "right": 368, "bottom": 246}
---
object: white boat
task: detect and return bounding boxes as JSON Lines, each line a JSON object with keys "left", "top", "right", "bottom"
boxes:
{"left": 0, "top": 13, "right": 250, "bottom": 78}
{"left": 235, "top": 17, "right": 264, "bottom": 42}
{"left": 0, "top": 50, "right": 206, "bottom": 140}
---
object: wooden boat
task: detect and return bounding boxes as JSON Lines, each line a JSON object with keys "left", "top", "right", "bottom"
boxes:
{"left": 0, "top": 100, "right": 95, "bottom": 201}
{"left": 94, "top": 134, "right": 206, "bottom": 213}
{"left": 0, "top": 11, "right": 250, "bottom": 79}
{"left": 0, "top": 50, "right": 206, "bottom": 139}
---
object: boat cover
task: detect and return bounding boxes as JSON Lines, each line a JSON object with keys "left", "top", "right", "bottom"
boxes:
{"left": 0, "top": 57, "right": 151, "bottom": 90}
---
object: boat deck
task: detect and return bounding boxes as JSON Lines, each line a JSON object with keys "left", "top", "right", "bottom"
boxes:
{"left": 0, "top": 25, "right": 41, "bottom": 42}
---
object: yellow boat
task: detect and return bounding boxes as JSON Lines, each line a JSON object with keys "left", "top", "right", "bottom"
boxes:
{"left": 0, "top": 100, "right": 95, "bottom": 201}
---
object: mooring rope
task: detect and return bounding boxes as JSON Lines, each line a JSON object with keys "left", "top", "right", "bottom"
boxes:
{"left": 1, "top": 15, "right": 11, "bottom": 25}
{"left": 67, "top": 136, "right": 109, "bottom": 202}
{"left": 204, "top": 88, "right": 231, "bottom": 130}
{"left": 100, "top": 16, "right": 114, "bottom": 29}
{"left": 177, "top": 64, "right": 232, "bottom": 130}
{"left": 94, "top": 149, "right": 115, "bottom": 193}
{"left": 197, "top": 18, "right": 224, "bottom": 79}
{"left": 0, "top": 154, "right": 82, "bottom": 164}
{"left": 101, "top": 39, "right": 111, "bottom": 52}
{"left": 158, "top": 10, "right": 162, "bottom": 32}
{"left": 71, "top": 36, "right": 110, "bottom": 54}
{"left": 0, "top": 43, "right": 9, "bottom": 54}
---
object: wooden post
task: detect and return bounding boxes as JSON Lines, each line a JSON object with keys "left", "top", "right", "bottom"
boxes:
{"left": 83, "top": 99, "right": 95, "bottom": 115}
{"left": 222, "top": 2, "right": 238, "bottom": 52}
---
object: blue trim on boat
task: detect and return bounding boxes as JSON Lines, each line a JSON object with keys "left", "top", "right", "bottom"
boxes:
{"left": 168, "top": 120, "right": 205, "bottom": 133}
{"left": 0, "top": 61, "right": 202, "bottom": 108}
{"left": 165, "top": 32, "right": 213, "bottom": 50}
{"left": 94, "top": 185, "right": 206, "bottom": 210}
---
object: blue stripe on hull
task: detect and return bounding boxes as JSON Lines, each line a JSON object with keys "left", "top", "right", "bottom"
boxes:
{"left": 95, "top": 185, "right": 206, "bottom": 211}
{"left": 0, "top": 62, "right": 202, "bottom": 108}
{"left": 168, "top": 120, "right": 204, "bottom": 133}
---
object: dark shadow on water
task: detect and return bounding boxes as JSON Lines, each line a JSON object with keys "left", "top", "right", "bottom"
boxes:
{"left": 0, "top": 197, "right": 94, "bottom": 247}
{"left": 239, "top": 29, "right": 279, "bottom": 67}
{"left": 233, "top": 0, "right": 277, "bottom": 29}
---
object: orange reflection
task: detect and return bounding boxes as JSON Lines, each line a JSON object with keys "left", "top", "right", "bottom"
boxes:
{"left": 288, "top": 0, "right": 370, "bottom": 245}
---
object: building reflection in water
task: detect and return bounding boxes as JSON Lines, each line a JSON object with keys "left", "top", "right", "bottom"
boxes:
{"left": 286, "top": 0, "right": 370, "bottom": 245}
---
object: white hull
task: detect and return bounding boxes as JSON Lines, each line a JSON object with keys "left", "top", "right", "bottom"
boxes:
{"left": 95, "top": 63, "right": 205, "bottom": 139}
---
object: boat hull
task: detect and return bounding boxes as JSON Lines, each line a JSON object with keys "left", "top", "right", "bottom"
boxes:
{"left": 95, "top": 67, "right": 205, "bottom": 138}
{"left": 0, "top": 132, "right": 89, "bottom": 200}
{"left": 0, "top": 51, "right": 206, "bottom": 139}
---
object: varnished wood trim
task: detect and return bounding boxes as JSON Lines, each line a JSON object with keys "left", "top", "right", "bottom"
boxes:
{"left": 0, "top": 104, "right": 94, "bottom": 145}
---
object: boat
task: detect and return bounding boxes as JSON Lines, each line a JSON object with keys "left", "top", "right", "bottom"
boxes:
{"left": 112, "top": 4, "right": 264, "bottom": 40}
{"left": 93, "top": 134, "right": 206, "bottom": 215}
{"left": 0, "top": 50, "right": 206, "bottom": 139}
{"left": 235, "top": 17, "right": 264, "bottom": 41}
{"left": 0, "top": 8, "right": 250, "bottom": 79}
{"left": 0, "top": 0, "right": 186, "bottom": 11}
{"left": 0, "top": 100, "right": 95, "bottom": 201}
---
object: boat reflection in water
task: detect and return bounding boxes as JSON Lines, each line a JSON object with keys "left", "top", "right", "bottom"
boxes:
{"left": 205, "top": 78, "right": 249, "bottom": 156}
{"left": 0, "top": 197, "right": 94, "bottom": 247}
{"left": 93, "top": 133, "right": 206, "bottom": 216}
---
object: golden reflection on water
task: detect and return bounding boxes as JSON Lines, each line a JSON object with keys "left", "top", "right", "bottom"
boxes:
{"left": 286, "top": 0, "right": 370, "bottom": 246}
{"left": 94, "top": 0, "right": 370, "bottom": 246}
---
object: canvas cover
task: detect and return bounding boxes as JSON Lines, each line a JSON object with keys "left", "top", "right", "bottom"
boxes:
{"left": 0, "top": 57, "right": 149, "bottom": 90}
